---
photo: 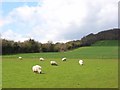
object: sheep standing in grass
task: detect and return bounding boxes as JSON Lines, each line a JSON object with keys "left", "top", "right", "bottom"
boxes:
{"left": 39, "top": 58, "right": 44, "bottom": 61}
{"left": 50, "top": 61, "right": 58, "bottom": 66}
{"left": 62, "top": 57, "right": 66, "bottom": 61}
{"left": 35, "top": 65, "right": 42, "bottom": 69}
{"left": 32, "top": 65, "right": 42, "bottom": 74}
{"left": 18, "top": 57, "right": 22, "bottom": 60}
{"left": 79, "top": 60, "right": 83, "bottom": 65}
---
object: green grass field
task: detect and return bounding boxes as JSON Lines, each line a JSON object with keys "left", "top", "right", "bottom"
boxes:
{"left": 2, "top": 40, "right": 118, "bottom": 88}
{"left": 0, "top": 56, "right": 2, "bottom": 89}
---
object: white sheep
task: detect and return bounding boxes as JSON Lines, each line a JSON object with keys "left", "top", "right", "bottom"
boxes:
{"left": 32, "top": 65, "right": 42, "bottom": 74}
{"left": 39, "top": 57, "right": 44, "bottom": 61}
{"left": 50, "top": 61, "right": 58, "bottom": 66}
{"left": 35, "top": 65, "right": 42, "bottom": 69}
{"left": 18, "top": 56, "right": 22, "bottom": 60}
{"left": 79, "top": 60, "right": 83, "bottom": 65}
{"left": 62, "top": 57, "right": 66, "bottom": 61}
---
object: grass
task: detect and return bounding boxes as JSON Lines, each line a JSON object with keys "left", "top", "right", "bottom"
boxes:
{"left": 3, "top": 46, "right": 118, "bottom": 59}
{"left": 2, "top": 40, "right": 118, "bottom": 88}
{"left": 0, "top": 56, "right": 2, "bottom": 89}
{"left": 92, "top": 40, "right": 118, "bottom": 46}
{"left": 2, "top": 58, "right": 118, "bottom": 88}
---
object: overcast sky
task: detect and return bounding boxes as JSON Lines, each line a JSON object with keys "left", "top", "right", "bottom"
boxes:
{"left": 0, "top": 0, "right": 118, "bottom": 43}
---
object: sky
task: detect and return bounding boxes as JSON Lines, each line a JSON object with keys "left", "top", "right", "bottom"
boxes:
{"left": 0, "top": 0, "right": 118, "bottom": 43}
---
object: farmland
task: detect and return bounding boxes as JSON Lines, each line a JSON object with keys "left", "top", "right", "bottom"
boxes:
{"left": 2, "top": 40, "right": 118, "bottom": 88}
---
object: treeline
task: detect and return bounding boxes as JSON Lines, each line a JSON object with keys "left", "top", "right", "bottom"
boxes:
{"left": 1, "top": 39, "right": 81, "bottom": 54}
{"left": 1, "top": 28, "right": 119, "bottom": 55}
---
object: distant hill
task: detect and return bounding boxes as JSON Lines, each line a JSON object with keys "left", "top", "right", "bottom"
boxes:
{"left": 80, "top": 28, "right": 119, "bottom": 46}
{"left": 91, "top": 40, "right": 118, "bottom": 46}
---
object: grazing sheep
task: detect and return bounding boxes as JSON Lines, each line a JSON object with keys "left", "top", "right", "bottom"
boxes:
{"left": 62, "top": 57, "right": 66, "bottom": 61}
{"left": 50, "top": 61, "right": 58, "bottom": 66}
{"left": 32, "top": 65, "right": 42, "bottom": 74}
{"left": 79, "top": 60, "right": 83, "bottom": 65}
{"left": 39, "top": 57, "right": 44, "bottom": 61}
{"left": 18, "top": 57, "right": 22, "bottom": 60}
{"left": 35, "top": 65, "right": 42, "bottom": 69}
{"left": 37, "top": 69, "right": 42, "bottom": 74}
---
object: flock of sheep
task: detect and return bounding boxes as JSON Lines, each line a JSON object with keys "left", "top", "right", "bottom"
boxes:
{"left": 18, "top": 56, "right": 84, "bottom": 74}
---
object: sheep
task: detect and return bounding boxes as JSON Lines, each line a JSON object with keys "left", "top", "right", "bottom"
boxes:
{"left": 62, "top": 57, "right": 66, "bottom": 61}
{"left": 35, "top": 65, "right": 42, "bottom": 69}
{"left": 39, "top": 57, "right": 44, "bottom": 61}
{"left": 50, "top": 61, "right": 58, "bottom": 66}
{"left": 37, "top": 69, "right": 42, "bottom": 74}
{"left": 18, "top": 56, "right": 22, "bottom": 60}
{"left": 32, "top": 65, "right": 42, "bottom": 74}
{"left": 79, "top": 60, "right": 83, "bottom": 65}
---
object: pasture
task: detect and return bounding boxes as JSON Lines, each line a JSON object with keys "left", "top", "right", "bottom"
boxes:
{"left": 2, "top": 40, "right": 118, "bottom": 88}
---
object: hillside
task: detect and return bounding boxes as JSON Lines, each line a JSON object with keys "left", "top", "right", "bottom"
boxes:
{"left": 3, "top": 40, "right": 118, "bottom": 59}
{"left": 80, "top": 28, "right": 119, "bottom": 46}
{"left": 2, "top": 40, "right": 118, "bottom": 88}
{"left": 92, "top": 40, "right": 118, "bottom": 46}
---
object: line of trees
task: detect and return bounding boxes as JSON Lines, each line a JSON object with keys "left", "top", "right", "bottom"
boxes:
{"left": 1, "top": 39, "right": 81, "bottom": 54}
{"left": 1, "top": 28, "right": 119, "bottom": 55}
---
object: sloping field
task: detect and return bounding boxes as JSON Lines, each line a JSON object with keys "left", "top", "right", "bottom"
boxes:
{"left": 2, "top": 40, "right": 118, "bottom": 88}
{"left": 92, "top": 40, "right": 118, "bottom": 46}
{"left": 3, "top": 45, "right": 118, "bottom": 59}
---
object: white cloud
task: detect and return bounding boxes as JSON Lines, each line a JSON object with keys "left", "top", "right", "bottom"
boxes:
{"left": 2, "top": 29, "right": 29, "bottom": 42}
{"left": 0, "top": 19, "right": 4, "bottom": 27}
{"left": 0, "top": 15, "right": 14, "bottom": 28}
{"left": 39, "top": 0, "right": 87, "bottom": 27}
{"left": 97, "top": 3, "right": 118, "bottom": 26}
{"left": 1, "top": 0, "right": 118, "bottom": 43}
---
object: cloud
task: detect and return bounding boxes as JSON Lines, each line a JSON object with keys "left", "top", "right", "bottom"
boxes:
{"left": 1, "top": 0, "right": 118, "bottom": 43}
{"left": 0, "top": 19, "right": 4, "bottom": 27}
{"left": 97, "top": 3, "right": 118, "bottom": 28}
{"left": 2, "top": 29, "right": 29, "bottom": 42}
